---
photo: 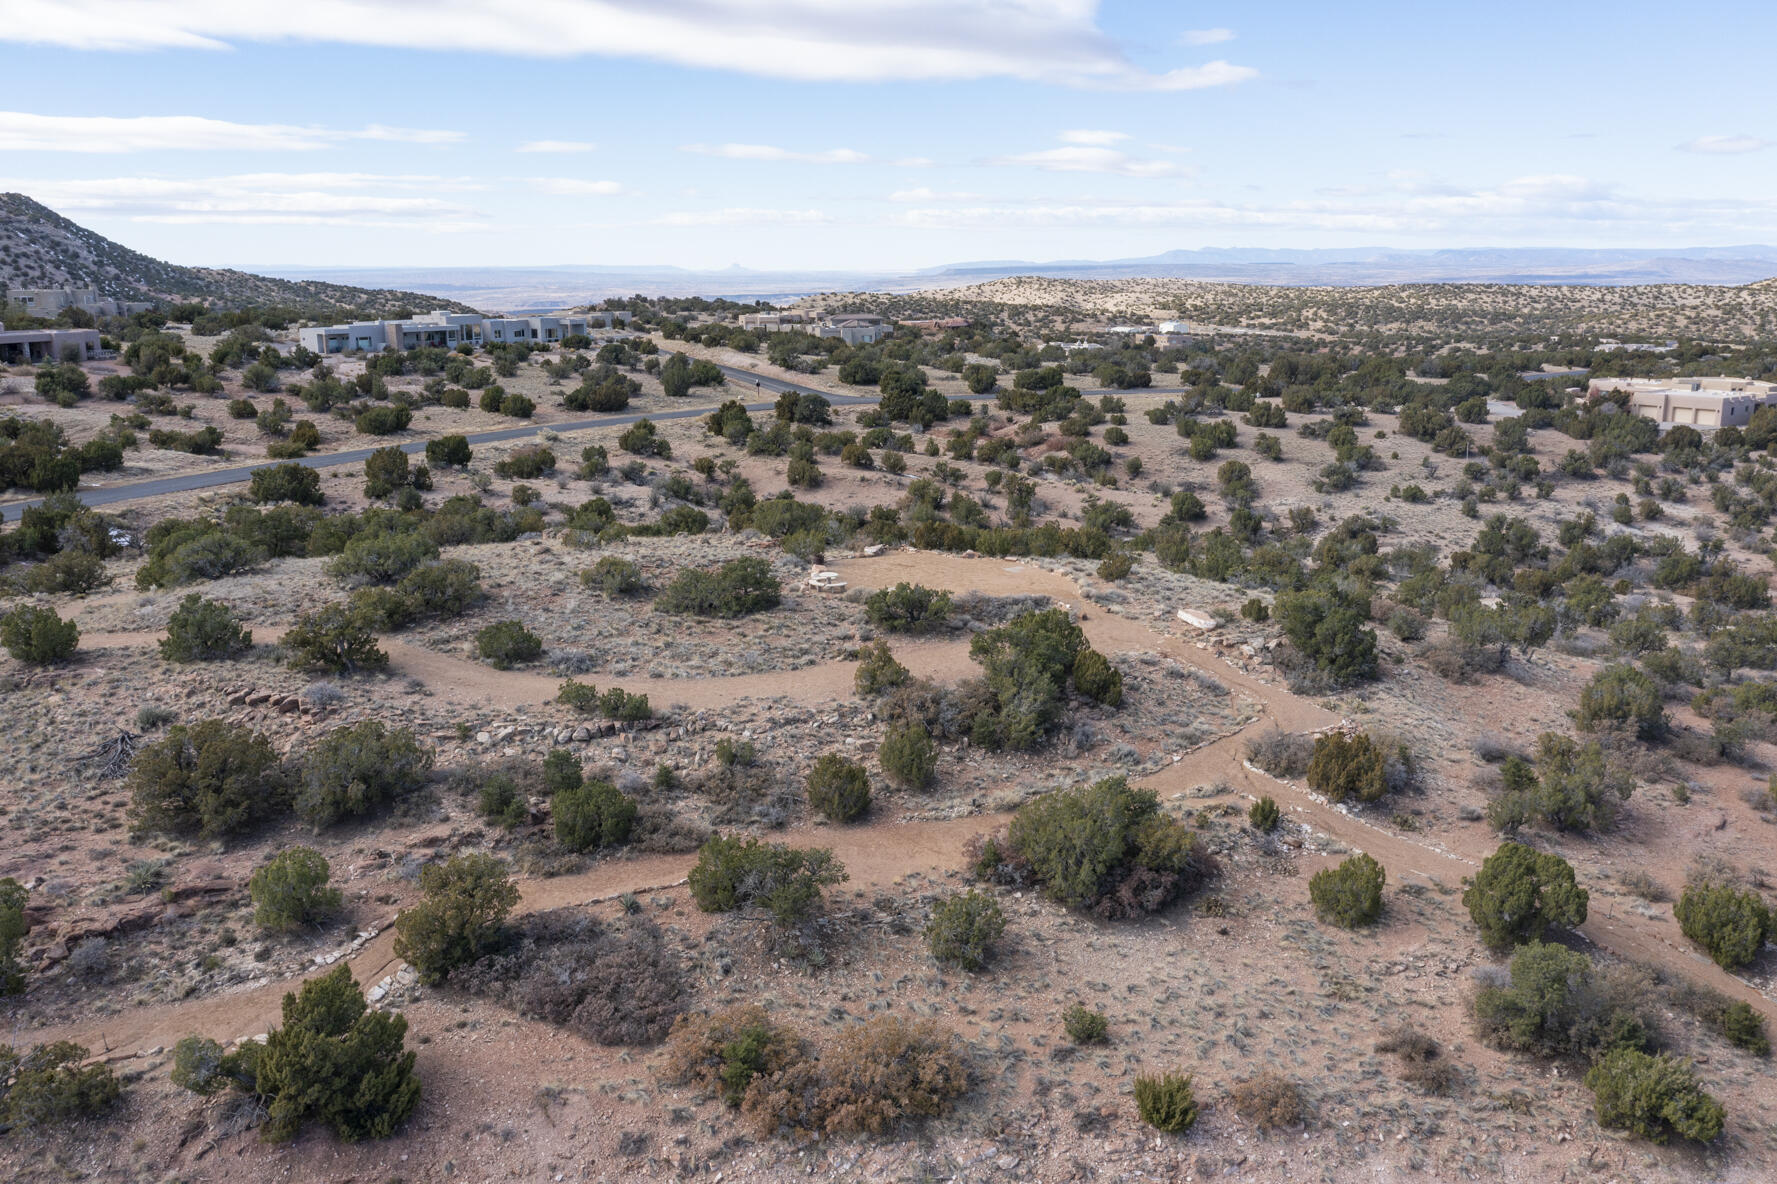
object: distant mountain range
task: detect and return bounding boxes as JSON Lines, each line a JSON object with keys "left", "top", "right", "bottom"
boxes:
{"left": 263, "top": 246, "right": 1777, "bottom": 312}
{"left": 7, "top": 193, "right": 1777, "bottom": 316}
{"left": 0, "top": 194, "right": 477, "bottom": 317}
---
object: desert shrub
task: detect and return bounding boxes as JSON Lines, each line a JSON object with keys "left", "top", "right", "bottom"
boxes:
{"left": 447, "top": 910, "right": 683, "bottom": 1045}
{"left": 168, "top": 1036, "right": 247, "bottom": 1097}
{"left": 425, "top": 434, "right": 471, "bottom": 467}
{"left": 582, "top": 556, "right": 647, "bottom": 598}
{"left": 361, "top": 445, "right": 413, "bottom": 499}
{"left": 0, "top": 879, "right": 27, "bottom": 996}
{"left": 1, "top": 604, "right": 79, "bottom": 664}
{"left": 806, "top": 754, "right": 871, "bottom": 822}
{"left": 688, "top": 835, "right": 847, "bottom": 936}
{"left": 853, "top": 639, "right": 909, "bottom": 696}
{"left": 655, "top": 558, "right": 781, "bottom": 618}
{"left": 295, "top": 720, "right": 433, "bottom": 829}
{"left": 1006, "top": 775, "right": 1214, "bottom": 918}
{"left": 476, "top": 619, "right": 543, "bottom": 669}
{"left": 0, "top": 1041, "right": 119, "bottom": 1128}
{"left": 159, "top": 593, "right": 252, "bottom": 662}
{"left": 327, "top": 528, "right": 438, "bottom": 585}
{"left": 281, "top": 603, "right": 388, "bottom": 673}
{"left": 1070, "top": 647, "right": 1123, "bottom": 706}
{"left": 1063, "top": 1004, "right": 1108, "bottom": 1044}
{"left": 354, "top": 403, "right": 411, "bottom": 435}
{"left": 1249, "top": 796, "right": 1281, "bottom": 832}
{"left": 967, "top": 608, "right": 1110, "bottom": 750}
{"left": 924, "top": 891, "right": 1006, "bottom": 971}
{"left": 1309, "top": 853, "right": 1385, "bottom": 928}
{"left": 553, "top": 779, "right": 637, "bottom": 851}
{"left": 1133, "top": 1072, "right": 1198, "bottom": 1133}
{"left": 1245, "top": 729, "right": 1314, "bottom": 777}
{"left": 242, "top": 964, "right": 421, "bottom": 1141}
{"left": 22, "top": 549, "right": 111, "bottom": 594}
{"left": 663, "top": 1005, "right": 802, "bottom": 1106}
{"left": 864, "top": 583, "right": 953, "bottom": 633}
{"left": 249, "top": 462, "right": 324, "bottom": 506}
{"left": 477, "top": 773, "right": 528, "bottom": 829}
{"left": 739, "top": 1016, "right": 969, "bottom": 1140}
{"left": 395, "top": 558, "right": 483, "bottom": 619}
{"left": 1277, "top": 586, "right": 1377, "bottom": 683}
{"left": 1711, "top": 1000, "right": 1770, "bottom": 1056}
{"left": 394, "top": 854, "right": 519, "bottom": 985}
{"left": 1463, "top": 842, "right": 1588, "bottom": 949}
{"left": 1487, "top": 733, "right": 1632, "bottom": 833}
{"left": 1674, "top": 881, "right": 1773, "bottom": 970}
{"left": 879, "top": 719, "right": 937, "bottom": 788}
{"left": 249, "top": 846, "right": 343, "bottom": 931}
{"left": 1306, "top": 731, "right": 1409, "bottom": 804}
{"left": 1576, "top": 664, "right": 1667, "bottom": 740}
{"left": 1472, "top": 942, "right": 1653, "bottom": 1061}
{"left": 1584, "top": 1049, "right": 1724, "bottom": 1144}
{"left": 493, "top": 446, "right": 554, "bottom": 479}
{"left": 1375, "top": 1027, "right": 1460, "bottom": 1093}
{"left": 1229, "top": 1071, "right": 1307, "bottom": 1132}
{"left": 129, "top": 719, "right": 287, "bottom": 839}
{"left": 136, "top": 523, "right": 265, "bottom": 588}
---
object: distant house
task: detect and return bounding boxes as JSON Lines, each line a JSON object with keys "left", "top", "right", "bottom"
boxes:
{"left": 898, "top": 317, "right": 970, "bottom": 332}
{"left": 813, "top": 313, "right": 888, "bottom": 345}
{"left": 738, "top": 311, "right": 813, "bottom": 333}
{"left": 0, "top": 322, "right": 101, "bottom": 363}
{"left": 297, "top": 310, "right": 600, "bottom": 354}
{"left": 7, "top": 287, "right": 153, "bottom": 317}
{"left": 1589, "top": 376, "right": 1777, "bottom": 429}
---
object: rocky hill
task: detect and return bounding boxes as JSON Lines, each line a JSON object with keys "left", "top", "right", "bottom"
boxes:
{"left": 0, "top": 193, "right": 478, "bottom": 316}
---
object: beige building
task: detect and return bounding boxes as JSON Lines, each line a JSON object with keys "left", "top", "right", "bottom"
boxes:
{"left": 1588, "top": 376, "right": 1777, "bottom": 429}
{"left": 7, "top": 287, "right": 154, "bottom": 317}
{"left": 0, "top": 322, "right": 102, "bottom": 363}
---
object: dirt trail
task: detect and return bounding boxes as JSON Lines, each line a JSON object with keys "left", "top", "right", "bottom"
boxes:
{"left": 75, "top": 628, "right": 977, "bottom": 715}
{"left": 33, "top": 553, "right": 1774, "bottom": 1059}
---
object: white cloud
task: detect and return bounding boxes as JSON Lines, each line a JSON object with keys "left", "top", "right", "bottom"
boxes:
{"left": 517, "top": 140, "right": 598, "bottom": 154}
{"left": 894, "top": 156, "right": 938, "bottom": 168}
{"left": 529, "top": 178, "right": 626, "bottom": 196}
{"left": 1678, "top": 135, "right": 1773, "bottom": 155}
{"left": 652, "top": 207, "right": 830, "bottom": 226}
{"left": 1180, "top": 28, "right": 1234, "bottom": 46}
{"left": 0, "top": 1, "right": 1256, "bottom": 91}
{"left": 1058, "top": 129, "right": 1129, "bottom": 146}
{"left": 683, "top": 142, "right": 869, "bottom": 164}
{"left": 992, "top": 145, "right": 1187, "bottom": 178}
{"left": 889, "top": 187, "right": 982, "bottom": 202}
{"left": 25, "top": 173, "right": 483, "bottom": 229}
{"left": 0, "top": 110, "right": 460, "bottom": 152}
{"left": 886, "top": 173, "right": 1777, "bottom": 239}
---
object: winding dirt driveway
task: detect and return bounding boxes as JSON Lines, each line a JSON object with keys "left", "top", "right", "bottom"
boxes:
{"left": 30, "top": 553, "right": 1774, "bottom": 1060}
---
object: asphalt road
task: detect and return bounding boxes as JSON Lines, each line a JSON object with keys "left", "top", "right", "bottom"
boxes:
{"left": 0, "top": 361, "right": 867, "bottom": 522}
{"left": 0, "top": 353, "right": 1188, "bottom": 522}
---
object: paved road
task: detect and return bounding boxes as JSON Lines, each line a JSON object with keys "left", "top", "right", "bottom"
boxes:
{"left": 0, "top": 357, "right": 1184, "bottom": 522}
{"left": 0, "top": 362, "right": 867, "bottom": 522}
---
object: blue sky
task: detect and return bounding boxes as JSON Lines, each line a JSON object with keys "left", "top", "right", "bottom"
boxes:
{"left": 4, "top": 0, "right": 1776, "bottom": 271}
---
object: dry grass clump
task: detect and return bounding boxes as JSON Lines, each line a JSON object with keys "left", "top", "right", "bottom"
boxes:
{"left": 1227, "top": 1070, "right": 1309, "bottom": 1131}
{"left": 1375, "top": 1026, "right": 1461, "bottom": 1094}
{"left": 740, "top": 1016, "right": 971, "bottom": 1140}
{"left": 662, "top": 1005, "right": 804, "bottom": 1106}
{"left": 1244, "top": 728, "right": 1314, "bottom": 778}
{"left": 446, "top": 910, "right": 685, "bottom": 1045}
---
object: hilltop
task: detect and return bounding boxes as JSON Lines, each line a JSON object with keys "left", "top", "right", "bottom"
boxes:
{"left": 0, "top": 193, "right": 478, "bottom": 317}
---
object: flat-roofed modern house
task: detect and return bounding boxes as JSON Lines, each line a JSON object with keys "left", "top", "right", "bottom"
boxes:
{"left": 0, "top": 323, "right": 101, "bottom": 363}
{"left": 298, "top": 311, "right": 599, "bottom": 354}
{"left": 738, "top": 311, "right": 813, "bottom": 332}
{"left": 1589, "top": 376, "right": 1777, "bottom": 428}
{"left": 814, "top": 313, "right": 888, "bottom": 345}
{"left": 7, "top": 287, "right": 154, "bottom": 317}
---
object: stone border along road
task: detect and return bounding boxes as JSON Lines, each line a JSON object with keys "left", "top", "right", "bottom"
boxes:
{"left": 22, "top": 554, "right": 1773, "bottom": 1062}
{"left": 0, "top": 345, "right": 1195, "bottom": 523}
